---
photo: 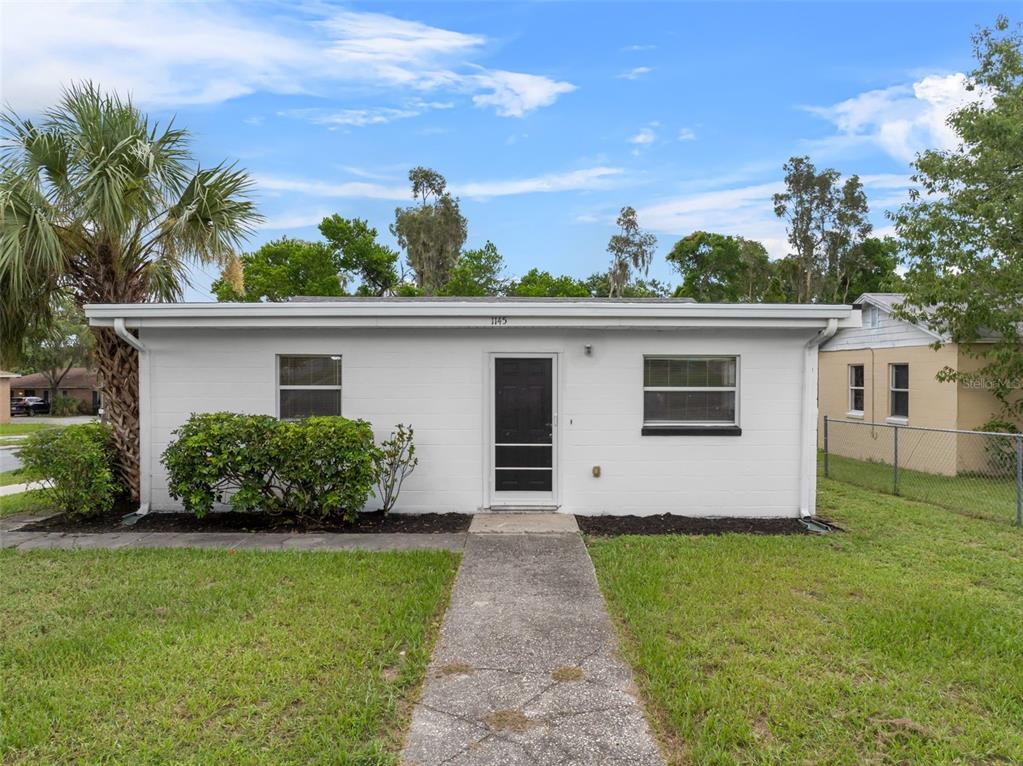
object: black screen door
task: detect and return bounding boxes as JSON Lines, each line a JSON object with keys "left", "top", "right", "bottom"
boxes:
{"left": 494, "top": 357, "right": 553, "bottom": 492}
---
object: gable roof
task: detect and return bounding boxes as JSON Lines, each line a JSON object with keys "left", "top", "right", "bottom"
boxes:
{"left": 12, "top": 367, "right": 98, "bottom": 390}
{"left": 855, "top": 292, "right": 946, "bottom": 342}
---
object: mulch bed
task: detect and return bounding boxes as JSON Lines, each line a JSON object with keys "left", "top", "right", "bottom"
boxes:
{"left": 20, "top": 507, "right": 473, "bottom": 535}
{"left": 575, "top": 514, "right": 831, "bottom": 536}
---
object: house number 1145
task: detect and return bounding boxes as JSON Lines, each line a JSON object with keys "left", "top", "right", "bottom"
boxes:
{"left": 490, "top": 316, "right": 508, "bottom": 326}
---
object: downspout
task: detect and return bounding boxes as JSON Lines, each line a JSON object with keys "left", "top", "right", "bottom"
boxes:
{"left": 113, "top": 318, "right": 150, "bottom": 521}
{"left": 799, "top": 318, "right": 839, "bottom": 518}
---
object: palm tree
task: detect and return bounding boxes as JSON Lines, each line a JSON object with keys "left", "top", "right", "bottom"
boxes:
{"left": 0, "top": 83, "right": 260, "bottom": 500}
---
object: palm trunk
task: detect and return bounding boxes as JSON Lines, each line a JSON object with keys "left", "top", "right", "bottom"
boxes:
{"left": 93, "top": 326, "right": 141, "bottom": 501}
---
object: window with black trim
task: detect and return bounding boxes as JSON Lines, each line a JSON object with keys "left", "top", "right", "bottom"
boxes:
{"left": 643, "top": 356, "right": 738, "bottom": 431}
{"left": 890, "top": 363, "right": 909, "bottom": 418}
{"left": 848, "top": 364, "right": 865, "bottom": 413}
{"left": 278, "top": 355, "right": 342, "bottom": 419}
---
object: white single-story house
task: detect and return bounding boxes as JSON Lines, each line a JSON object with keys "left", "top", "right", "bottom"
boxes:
{"left": 84, "top": 298, "right": 861, "bottom": 517}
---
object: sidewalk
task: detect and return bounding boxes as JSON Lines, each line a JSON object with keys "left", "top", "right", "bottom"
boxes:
{"left": 401, "top": 514, "right": 664, "bottom": 765}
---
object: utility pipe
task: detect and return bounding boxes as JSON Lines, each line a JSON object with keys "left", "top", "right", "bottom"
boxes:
{"left": 799, "top": 318, "right": 839, "bottom": 516}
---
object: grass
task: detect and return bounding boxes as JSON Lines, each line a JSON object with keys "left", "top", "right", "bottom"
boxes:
{"left": 0, "top": 469, "right": 32, "bottom": 487}
{"left": 589, "top": 479, "right": 1023, "bottom": 765}
{"left": 0, "top": 421, "right": 60, "bottom": 437}
{"left": 822, "top": 451, "right": 1019, "bottom": 524}
{"left": 0, "top": 547, "right": 459, "bottom": 764}
{"left": 0, "top": 489, "right": 51, "bottom": 517}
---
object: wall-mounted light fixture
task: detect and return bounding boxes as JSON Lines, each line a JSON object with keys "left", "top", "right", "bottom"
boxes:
{"left": 584, "top": 344, "right": 593, "bottom": 356}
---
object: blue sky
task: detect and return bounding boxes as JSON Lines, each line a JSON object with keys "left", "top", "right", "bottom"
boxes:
{"left": 2, "top": 1, "right": 1003, "bottom": 299}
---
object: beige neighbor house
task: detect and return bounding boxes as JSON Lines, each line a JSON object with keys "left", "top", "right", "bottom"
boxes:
{"left": 0, "top": 370, "right": 18, "bottom": 424}
{"left": 818, "top": 293, "right": 1021, "bottom": 476}
{"left": 11, "top": 367, "right": 101, "bottom": 415}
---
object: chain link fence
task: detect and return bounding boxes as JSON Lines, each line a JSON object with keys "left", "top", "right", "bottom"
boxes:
{"left": 821, "top": 417, "right": 1023, "bottom": 526}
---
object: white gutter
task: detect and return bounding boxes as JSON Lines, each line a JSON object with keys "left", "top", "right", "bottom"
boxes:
{"left": 113, "top": 318, "right": 150, "bottom": 518}
{"left": 799, "top": 318, "right": 839, "bottom": 517}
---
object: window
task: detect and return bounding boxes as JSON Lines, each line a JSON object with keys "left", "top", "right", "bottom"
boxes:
{"left": 643, "top": 356, "right": 738, "bottom": 434}
{"left": 278, "top": 355, "right": 342, "bottom": 419}
{"left": 889, "top": 363, "right": 909, "bottom": 419}
{"left": 848, "top": 364, "right": 865, "bottom": 413}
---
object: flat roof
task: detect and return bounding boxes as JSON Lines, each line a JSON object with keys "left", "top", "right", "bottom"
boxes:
{"left": 85, "top": 299, "right": 861, "bottom": 331}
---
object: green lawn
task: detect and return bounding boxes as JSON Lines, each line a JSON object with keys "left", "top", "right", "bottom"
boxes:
{"left": 0, "top": 489, "right": 51, "bottom": 517}
{"left": 821, "top": 451, "right": 1019, "bottom": 524}
{"left": 0, "top": 421, "right": 59, "bottom": 437}
{"left": 0, "top": 548, "right": 459, "bottom": 765}
{"left": 0, "top": 469, "right": 29, "bottom": 487}
{"left": 589, "top": 479, "right": 1023, "bottom": 765}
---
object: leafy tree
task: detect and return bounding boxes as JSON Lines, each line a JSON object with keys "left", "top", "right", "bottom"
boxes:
{"left": 584, "top": 272, "right": 672, "bottom": 298}
{"left": 439, "top": 241, "right": 510, "bottom": 296}
{"left": 606, "top": 206, "right": 657, "bottom": 297}
{"left": 212, "top": 237, "right": 342, "bottom": 302}
{"left": 894, "top": 16, "right": 1023, "bottom": 418}
{"left": 391, "top": 167, "right": 467, "bottom": 293}
{"left": 19, "top": 299, "right": 94, "bottom": 402}
{"left": 667, "top": 231, "right": 780, "bottom": 302}
{"left": 843, "top": 236, "right": 902, "bottom": 299}
{"left": 0, "top": 83, "right": 259, "bottom": 499}
{"left": 319, "top": 215, "right": 399, "bottom": 296}
{"left": 507, "top": 269, "right": 591, "bottom": 298}
{"left": 772, "top": 156, "right": 872, "bottom": 303}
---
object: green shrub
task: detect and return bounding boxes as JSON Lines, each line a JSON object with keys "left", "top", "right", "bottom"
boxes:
{"left": 18, "top": 423, "right": 120, "bottom": 518}
{"left": 978, "top": 419, "right": 1021, "bottom": 477}
{"left": 50, "top": 394, "right": 80, "bottom": 416}
{"left": 375, "top": 423, "right": 418, "bottom": 513}
{"left": 162, "top": 413, "right": 379, "bottom": 522}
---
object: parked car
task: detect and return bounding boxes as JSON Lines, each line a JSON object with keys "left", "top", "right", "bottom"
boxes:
{"left": 10, "top": 396, "right": 50, "bottom": 416}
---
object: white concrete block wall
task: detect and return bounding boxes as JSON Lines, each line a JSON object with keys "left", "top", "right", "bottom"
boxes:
{"left": 140, "top": 326, "right": 815, "bottom": 517}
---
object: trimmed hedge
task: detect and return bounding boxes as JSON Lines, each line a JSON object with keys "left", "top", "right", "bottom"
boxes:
{"left": 19, "top": 422, "right": 121, "bottom": 518}
{"left": 162, "top": 413, "right": 379, "bottom": 521}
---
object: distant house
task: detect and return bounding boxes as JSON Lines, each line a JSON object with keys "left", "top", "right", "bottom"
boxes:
{"left": 0, "top": 370, "right": 18, "bottom": 424}
{"left": 818, "top": 292, "right": 1020, "bottom": 474}
{"left": 11, "top": 367, "right": 101, "bottom": 414}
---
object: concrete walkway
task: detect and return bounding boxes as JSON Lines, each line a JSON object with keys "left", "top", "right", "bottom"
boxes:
{"left": 402, "top": 514, "right": 664, "bottom": 766}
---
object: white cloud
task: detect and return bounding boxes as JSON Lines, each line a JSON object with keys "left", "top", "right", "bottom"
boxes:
{"left": 637, "top": 182, "right": 790, "bottom": 258}
{"left": 617, "top": 66, "right": 653, "bottom": 80}
{"left": 621, "top": 44, "right": 657, "bottom": 52}
{"left": 629, "top": 122, "right": 659, "bottom": 146}
{"left": 807, "top": 73, "right": 979, "bottom": 162}
{"left": 677, "top": 128, "right": 697, "bottom": 141}
{"left": 280, "top": 101, "right": 454, "bottom": 128}
{"left": 470, "top": 70, "right": 576, "bottom": 117}
{"left": 1, "top": 2, "right": 574, "bottom": 117}
{"left": 255, "top": 176, "right": 409, "bottom": 200}
{"left": 455, "top": 167, "right": 624, "bottom": 198}
{"left": 256, "top": 166, "right": 624, "bottom": 201}
{"left": 636, "top": 173, "right": 915, "bottom": 260}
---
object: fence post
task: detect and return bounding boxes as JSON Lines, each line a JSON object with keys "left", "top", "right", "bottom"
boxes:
{"left": 823, "top": 416, "right": 830, "bottom": 478}
{"left": 1016, "top": 433, "right": 1022, "bottom": 528}
{"left": 893, "top": 425, "right": 900, "bottom": 496}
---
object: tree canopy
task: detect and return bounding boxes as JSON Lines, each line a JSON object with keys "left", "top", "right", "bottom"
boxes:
{"left": 319, "top": 215, "right": 399, "bottom": 296}
{"left": 391, "top": 167, "right": 467, "bottom": 293}
{"left": 213, "top": 237, "right": 342, "bottom": 302}
{"left": 895, "top": 16, "right": 1023, "bottom": 418}
{"left": 772, "top": 156, "right": 872, "bottom": 303}
{"left": 606, "top": 206, "right": 657, "bottom": 297}
{"left": 439, "top": 241, "right": 510, "bottom": 296}
{"left": 667, "top": 231, "right": 779, "bottom": 303}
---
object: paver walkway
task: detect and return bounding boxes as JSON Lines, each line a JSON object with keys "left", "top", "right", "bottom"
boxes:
{"left": 402, "top": 514, "right": 664, "bottom": 766}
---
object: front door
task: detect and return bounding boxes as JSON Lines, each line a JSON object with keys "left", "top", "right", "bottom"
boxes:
{"left": 492, "top": 356, "right": 555, "bottom": 505}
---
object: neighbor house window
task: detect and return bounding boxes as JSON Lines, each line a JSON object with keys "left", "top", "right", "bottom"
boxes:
{"left": 278, "top": 355, "right": 342, "bottom": 419}
{"left": 848, "top": 364, "right": 865, "bottom": 414}
{"left": 889, "top": 363, "right": 909, "bottom": 419}
{"left": 643, "top": 356, "right": 738, "bottom": 431}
